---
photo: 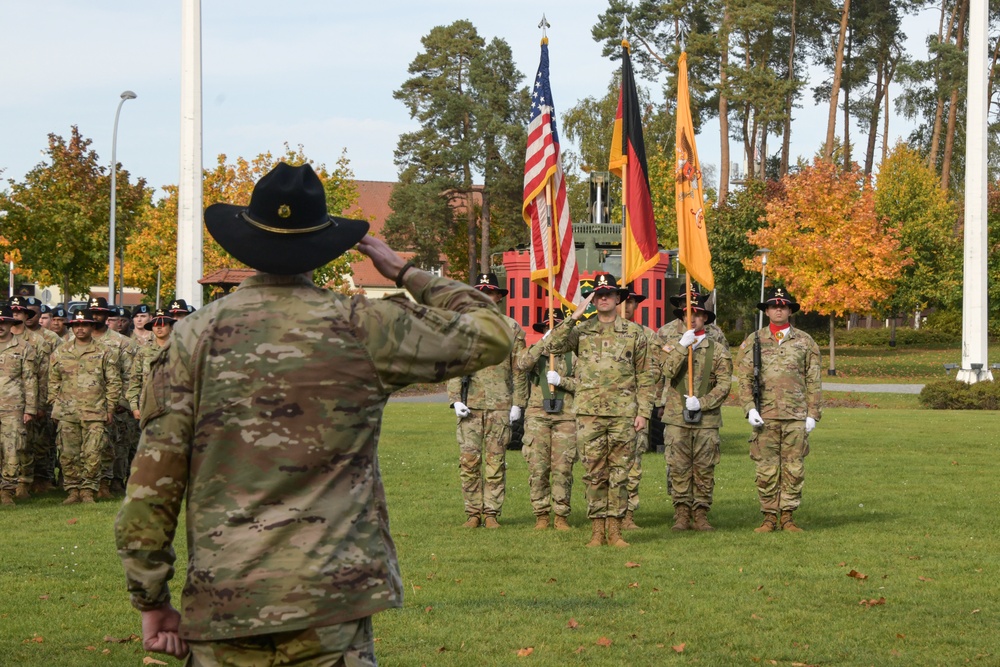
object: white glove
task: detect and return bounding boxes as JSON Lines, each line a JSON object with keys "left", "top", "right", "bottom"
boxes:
{"left": 510, "top": 406, "right": 522, "bottom": 422}
{"left": 546, "top": 370, "right": 562, "bottom": 386}
{"left": 747, "top": 408, "right": 765, "bottom": 427}
{"left": 454, "top": 402, "right": 470, "bottom": 418}
{"left": 678, "top": 329, "right": 697, "bottom": 348}
{"left": 684, "top": 395, "right": 701, "bottom": 411}
{"left": 805, "top": 417, "right": 817, "bottom": 433}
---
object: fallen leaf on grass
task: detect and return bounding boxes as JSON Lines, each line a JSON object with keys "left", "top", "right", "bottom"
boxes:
{"left": 971, "top": 609, "right": 981, "bottom": 614}
{"left": 102, "top": 649, "right": 110, "bottom": 655}
{"left": 142, "top": 658, "right": 168, "bottom": 666}
{"left": 85, "top": 646, "right": 96, "bottom": 651}
{"left": 38, "top": 595, "right": 49, "bottom": 600}
{"left": 597, "top": 590, "right": 607, "bottom": 598}
{"left": 751, "top": 613, "right": 763, "bottom": 620}
{"left": 859, "top": 597, "right": 886, "bottom": 607}
{"left": 625, "top": 561, "right": 641, "bottom": 568}
{"left": 847, "top": 569, "right": 868, "bottom": 580}
{"left": 596, "top": 637, "right": 612, "bottom": 647}
{"left": 628, "top": 582, "right": 639, "bottom": 589}
{"left": 546, "top": 578, "right": 557, "bottom": 583}
{"left": 424, "top": 606, "right": 432, "bottom": 613}
{"left": 838, "top": 562, "right": 847, "bottom": 567}
{"left": 672, "top": 643, "right": 686, "bottom": 653}
{"left": 516, "top": 647, "right": 534, "bottom": 657}
{"left": 67, "top": 518, "right": 78, "bottom": 525}
{"left": 566, "top": 618, "right": 579, "bottom": 629}
{"left": 574, "top": 646, "right": 585, "bottom": 654}
{"left": 907, "top": 555, "right": 921, "bottom": 561}
{"left": 791, "top": 662, "right": 819, "bottom": 666}
{"left": 426, "top": 572, "right": 435, "bottom": 580}
{"left": 917, "top": 576, "right": 934, "bottom": 582}
{"left": 896, "top": 634, "right": 905, "bottom": 639}
{"left": 436, "top": 646, "right": 447, "bottom": 653}
{"left": 890, "top": 649, "right": 902, "bottom": 657}
{"left": 755, "top": 585, "right": 764, "bottom": 591}
{"left": 27, "top": 636, "right": 43, "bottom": 643}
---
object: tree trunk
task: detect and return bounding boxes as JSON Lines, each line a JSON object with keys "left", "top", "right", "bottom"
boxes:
{"left": 843, "top": 17, "right": 852, "bottom": 170}
{"left": 479, "top": 188, "right": 490, "bottom": 274}
{"left": 828, "top": 314, "right": 836, "bottom": 375}
{"left": 824, "top": 0, "right": 851, "bottom": 161}
{"left": 781, "top": 0, "right": 797, "bottom": 178}
{"left": 719, "top": 2, "right": 731, "bottom": 204}
{"left": 864, "top": 60, "right": 885, "bottom": 177}
{"left": 881, "top": 58, "right": 895, "bottom": 165}
{"left": 466, "top": 189, "right": 477, "bottom": 281}
{"left": 62, "top": 275, "right": 71, "bottom": 310}
{"left": 929, "top": 0, "right": 960, "bottom": 170}
{"left": 987, "top": 34, "right": 1000, "bottom": 115}
{"left": 742, "top": 102, "right": 753, "bottom": 180}
{"left": 940, "top": 0, "right": 969, "bottom": 190}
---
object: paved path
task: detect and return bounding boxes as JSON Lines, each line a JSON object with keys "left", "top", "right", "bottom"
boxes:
{"left": 393, "top": 381, "right": 925, "bottom": 404}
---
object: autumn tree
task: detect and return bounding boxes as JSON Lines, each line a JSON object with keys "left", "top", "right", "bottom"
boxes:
{"left": 748, "top": 159, "right": 905, "bottom": 374}
{"left": 0, "top": 126, "right": 149, "bottom": 303}
{"left": 124, "top": 146, "right": 361, "bottom": 302}
{"left": 874, "top": 143, "right": 960, "bottom": 325}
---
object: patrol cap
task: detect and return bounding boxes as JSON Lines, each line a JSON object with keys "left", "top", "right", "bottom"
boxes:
{"left": 144, "top": 308, "right": 177, "bottom": 330}
{"left": 67, "top": 309, "right": 98, "bottom": 327}
{"left": 758, "top": 287, "right": 800, "bottom": 313}
{"left": 0, "top": 306, "right": 18, "bottom": 323}
{"left": 473, "top": 273, "right": 508, "bottom": 297}
{"left": 672, "top": 292, "right": 717, "bottom": 325}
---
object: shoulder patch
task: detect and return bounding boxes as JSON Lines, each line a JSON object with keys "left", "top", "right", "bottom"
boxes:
{"left": 662, "top": 344, "right": 675, "bottom": 354}
{"left": 740, "top": 340, "right": 748, "bottom": 350}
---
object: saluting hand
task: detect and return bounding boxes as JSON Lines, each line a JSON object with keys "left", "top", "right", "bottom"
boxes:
{"left": 357, "top": 235, "right": 407, "bottom": 281}
{"left": 571, "top": 293, "right": 595, "bottom": 320}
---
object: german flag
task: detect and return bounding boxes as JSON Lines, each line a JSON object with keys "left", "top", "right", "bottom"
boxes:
{"left": 609, "top": 41, "right": 658, "bottom": 286}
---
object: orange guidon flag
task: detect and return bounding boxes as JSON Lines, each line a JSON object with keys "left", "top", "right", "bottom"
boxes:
{"left": 609, "top": 41, "right": 658, "bottom": 286}
{"left": 675, "top": 51, "right": 714, "bottom": 291}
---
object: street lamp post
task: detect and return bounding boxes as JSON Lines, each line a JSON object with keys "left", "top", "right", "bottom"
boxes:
{"left": 756, "top": 248, "right": 771, "bottom": 330}
{"left": 108, "top": 90, "right": 137, "bottom": 304}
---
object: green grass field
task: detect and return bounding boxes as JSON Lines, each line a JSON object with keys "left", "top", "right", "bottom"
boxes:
{"left": 2, "top": 404, "right": 998, "bottom": 666}
{"left": 820, "top": 344, "right": 1000, "bottom": 384}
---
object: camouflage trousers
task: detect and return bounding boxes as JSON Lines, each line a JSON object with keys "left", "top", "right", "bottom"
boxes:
{"left": 0, "top": 410, "right": 25, "bottom": 491}
{"left": 664, "top": 425, "right": 721, "bottom": 509}
{"left": 20, "top": 415, "right": 56, "bottom": 484}
{"left": 58, "top": 420, "right": 108, "bottom": 492}
{"left": 521, "top": 410, "right": 578, "bottom": 517}
{"left": 101, "top": 410, "right": 136, "bottom": 483}
{"left": 576, "top": 415, "right": 635, "bottom": 520}
{"left": 626, "top": 427, "right": 646, "bottom": 512}
{"left": 749, "top": 419, "right": 809, "bottom": 514}
{"left": 185, "top": 617, "right": 376, "bottom": 667}
{"left": 457, "top": 409, "right": 509, "bottom": 518}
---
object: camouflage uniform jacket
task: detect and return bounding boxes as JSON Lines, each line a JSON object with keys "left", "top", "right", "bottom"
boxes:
{"left": 447, "top": 313, "right": 527, "bottom": 410}
{"left": 657, "top": 336, "right": 733, "bottom": 429}
{"left": 16, "top": 328, "right": 51, "bottom": 408}
{"left": 48, "top": 340, "right": 121, "bottom": 422}
{"left": 95, "top": 328, "right": 136, "bottom": 405}
{"left": 659, "top": 319, "right": 730, "bottom": 351}
{"left": 541, "top": 315, "right": 654, "bottom": 417}
{"left": 0, "top": 335, "right": 38, "bottom": 415}
{"left": 735, "top": 325, "right": 822, "bottom": 421}
{"left": 115, "top": 271, "right": 514, "bottom": 641}
{"left": 125, "top": 342, "right": 165, "bottom": 412}
{"left": 514, "top": 339, "right": 576, "bottom": 415}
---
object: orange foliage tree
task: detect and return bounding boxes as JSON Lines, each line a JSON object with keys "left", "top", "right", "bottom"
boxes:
{"left": 124, "top": 146, "right": 362, "bottom": 303}
{"left": 747, "top": 159, "right": 906, "bottom": 374}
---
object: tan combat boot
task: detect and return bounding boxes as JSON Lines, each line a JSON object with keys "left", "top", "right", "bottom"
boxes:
{"left": 585, "top": 518, "right": 607, "bottom": 547}
{"left": 0, "top": 489, "right": 15, "bottom": 506}
{"left": 780, "top": 510, "right": 803, "bottom": 532}
{"left": 62, "top": 489, "right": 81, "bottom": 505}
{"left": 80, "top": 489, "right": 96, "bottom": 504}
{"left": 97, "top": 480, "right": 112, "bottom": 500}
{"left": 606, "top": 516, "right": 630, "bottom": 547}
{"left": 15, "top": 482, "right": 30, "bottom": 500}
{"left": 462, "top": 515, "right": 481, "bottom": 528}
{"left": 553, "top": 515, "right": 571, "bottom": 531}
{"left": 622, "top": 510, "right": 640, "bottom": 531}
{"left": 533, "top": 513, "right": 549, "bottom": 530}
{"left": 671, "top": 505, "right": 691, "bottom": 531}
{"left": 754, "top": 513, "right": 778, "bottom": 533}
{"left": 483, "top": 515, "right": 501, "bottom": 529}
{"left": 692, "top": 507, "right": 715, "bottom": 532}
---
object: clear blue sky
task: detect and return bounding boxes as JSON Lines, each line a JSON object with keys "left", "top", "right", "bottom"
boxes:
{"left": 2, "top": 1, "right": 935, "bottom": 201}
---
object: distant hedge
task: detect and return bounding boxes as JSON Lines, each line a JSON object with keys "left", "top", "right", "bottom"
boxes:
{"left": 919, "top": 379, "right": 1000, "bottom": 410}
{"left": 723, "top": 326, "right": 959, "bottom": 348}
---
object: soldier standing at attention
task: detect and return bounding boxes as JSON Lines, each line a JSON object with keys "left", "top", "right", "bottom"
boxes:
{"left": 125, "top": 309, "right": 175, "bottom": 421}
{"left": 447, "top": 272, "right": 527, "bottom": 529}
{"left": 542, "top": 273, "right": 654, "bottom": 548}
{"left": 49, "top": 306, "right": 70, "bottom": 339}
{"left": 0, "top": 306, "right": 37, "bottom": 507}
{"left": 736, "top": 288, "right": 822, "bottom": 533}
{"left": 167, "top": 299, "right": 190, "bottom": 321}
{"left": 130, "top": 305, "right": 153, "bottom": 347}
{"left": 621, "top": 283, "right": 657, "bottom": 530}
{"left": 514, "top": 307, "right": 577, "bottom": 531}
{"left": 115, "top": 162, "right": 514, "bottom": 665}
{"left": 49, "top": 309, "right": 120, "bottom": 504}
{"left": 38, "top": 305, "right": 52, "bottom": 331}
{"left": 657, "top": 294, "right": 733, "bottom": 531}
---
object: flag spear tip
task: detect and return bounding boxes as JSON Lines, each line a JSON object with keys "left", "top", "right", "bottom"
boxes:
{"left": 538, "top": 14, "right": 550, "bottom": 42}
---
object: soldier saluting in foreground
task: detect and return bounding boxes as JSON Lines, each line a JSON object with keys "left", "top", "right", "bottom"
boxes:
{"left": 735, "top": 288, "right": 822, "bottom": 533}
{"left": 115, "top": 163, "right": 514, "bottom": 665}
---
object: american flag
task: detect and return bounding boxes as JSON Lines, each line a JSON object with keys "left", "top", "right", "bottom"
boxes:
{"left": 522, "top": 40, "right": 580, "bottom": 309}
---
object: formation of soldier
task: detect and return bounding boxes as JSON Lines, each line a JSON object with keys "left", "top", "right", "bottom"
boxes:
{"left": 0, "top": 294, "right": 195, "bottom": 506}
{"left": 454, "top": 277, "right": 822, "bottom": 545}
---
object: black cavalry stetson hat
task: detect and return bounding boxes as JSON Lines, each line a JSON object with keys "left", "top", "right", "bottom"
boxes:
{"left": 624, "top": 282, "right": 647, "bottom": 304}
{"left": 144, "top": 308, "right": 177, "bottom": 331}
{"left": 669, "top": 287, "right": 702, "bottom": 308}
{"left": 590, "top": 272, "right": 628, "bottom": 299}
{"left": 166, "top": 299, "right": 189, "bottom": 316}
{"left": 87, "top": 296, "right": 114, "bottom": 313}
{"left": 532, "top": 307, "right": 567, "bottom": 334}
{"left": 672, "top": 292, "right": 717, "bottom": 325}
{"left": 473, "top": 273, "right": 509, "bottom": 297}
{"left": 205, "top": 162, "right": 370, "bottom": 275}
{"left": 67, "top": 309, "right": 98, "bottom": 327}
{"left": 0, "top": 306, "right": 18, "bottom": 324}
{"left": 758, "top": 286, "right": 800, "bottom": 313}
